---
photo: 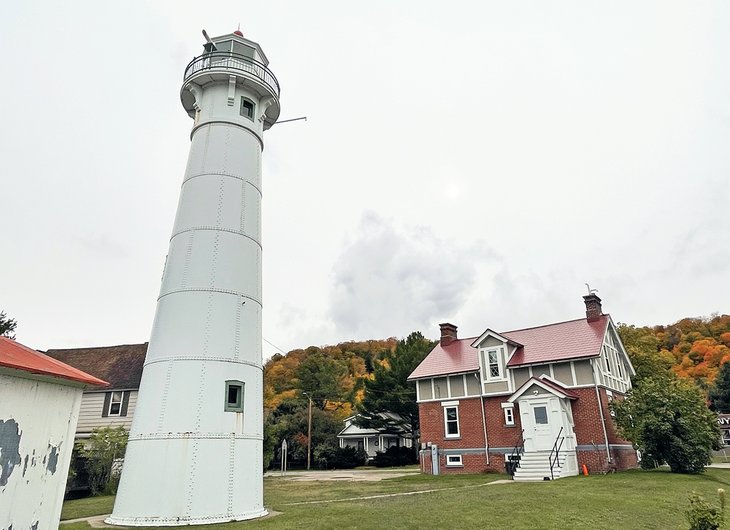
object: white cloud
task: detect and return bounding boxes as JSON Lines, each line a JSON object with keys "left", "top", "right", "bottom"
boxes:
{"left": 328, "top": 212, "right": 499, "bottom": 339}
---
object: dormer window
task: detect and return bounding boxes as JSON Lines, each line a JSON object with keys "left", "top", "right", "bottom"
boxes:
{"left": 481, "top": 346, "right": 507, "bottom": 382}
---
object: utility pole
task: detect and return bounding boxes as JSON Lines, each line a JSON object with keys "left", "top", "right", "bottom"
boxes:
{"left": 302, "top": 391, "right": 313, "bottom": 470}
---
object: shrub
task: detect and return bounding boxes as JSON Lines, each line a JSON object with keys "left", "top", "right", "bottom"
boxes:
{"left": 312, "top": 445, "right": 368, "bottom": 469}
{"left": 79, "top": 426, "right": 128, "bottom": 495}
{"left": 373, "top": 446, "right": 417, "bottom": 468}
{"left": 686, "top": 490, "right": 725, "bottom": 530}
{"left": 330, "top": 447, "right": 368, "bottom": 469}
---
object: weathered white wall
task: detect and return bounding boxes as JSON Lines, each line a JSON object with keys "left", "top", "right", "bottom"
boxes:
{"left": 0, "top": 372, "right": 82, "bottom": 530}
{"left": 76, "top": 391, "right": 137, "bottom": 436}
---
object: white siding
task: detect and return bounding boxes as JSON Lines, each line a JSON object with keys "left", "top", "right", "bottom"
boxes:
{"left": 0, "top": 372, "right": 83, "bottom": 530}
{"left": 76, "top": 391, "right": 137, "bottom": 436}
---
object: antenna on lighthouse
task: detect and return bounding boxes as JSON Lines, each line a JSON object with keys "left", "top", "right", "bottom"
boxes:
{"left": 202, "top": 29, "right": 217, "bottom": 52}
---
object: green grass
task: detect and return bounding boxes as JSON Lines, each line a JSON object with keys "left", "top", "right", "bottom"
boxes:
{"left": 60, "top": 495, "right": 115, "bottom": 521}
{"left": 61, "top": 469, "right": 730, "bottom": 529}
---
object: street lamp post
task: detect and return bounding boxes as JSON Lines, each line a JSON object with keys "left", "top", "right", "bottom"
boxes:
{"left": 302, "top": 392, "right": 313, "bottom": 470}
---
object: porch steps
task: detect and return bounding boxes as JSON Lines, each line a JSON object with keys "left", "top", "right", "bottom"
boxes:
{"left": 512, "top": 451, "right": 567, "bottom": 482}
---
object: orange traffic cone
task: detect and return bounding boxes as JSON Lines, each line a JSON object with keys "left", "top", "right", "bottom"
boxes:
{"left": 582, "top": 464, "right": 589, "bottom": 476}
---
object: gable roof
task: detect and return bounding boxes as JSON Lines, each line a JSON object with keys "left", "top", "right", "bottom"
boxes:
{"left": 504, "top": 315, "right": 609, "bottom": 367}
{"left": 0, "top": 337, "right": 108, "bottom": 386}
{"left": 508, "top": 376, "right": 579, "bottom": 403}
{"left": 44, "top": 343, "right": 147, "bottom": 389}
{"left": 408, "top": 315, "right": 610, "bottom": 380}
{"left": 408, "top": 337, "right": 480, "bottom": 380}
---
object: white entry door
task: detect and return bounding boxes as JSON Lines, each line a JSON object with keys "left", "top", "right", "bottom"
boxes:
{"left": 529, "top": 401, "right": 554, "bottom": 451}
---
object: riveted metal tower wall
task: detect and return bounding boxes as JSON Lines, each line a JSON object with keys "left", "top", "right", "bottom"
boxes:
{"left": 107, "top": 32, "right": 280, "bottom": 526}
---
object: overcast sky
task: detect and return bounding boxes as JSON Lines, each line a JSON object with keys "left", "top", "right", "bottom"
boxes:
{"left": 2, "top": 1, "right": 729, "bottom": 357}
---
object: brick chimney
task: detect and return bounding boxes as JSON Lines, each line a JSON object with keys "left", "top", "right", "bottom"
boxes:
{"left": 583, "top": 293, "right": 603, "bottom": 322}
{"left": 439, "top": 323, "right": 458, "bottom": 347}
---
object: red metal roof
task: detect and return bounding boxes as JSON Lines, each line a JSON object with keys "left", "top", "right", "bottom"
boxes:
{"left": 504, "top": 315, "right": 609, "bottom": 367}
{"left": 538, "top": 377, "right": 579, "bottom": 399}
{"left": 408, "top": 337, "right": 480, "bottom": 380}
{"left": 408, "top": 315, "right": 609, "bottom": 380}
{"left": 0, "top": 337, "right": 108, "bottom": 386}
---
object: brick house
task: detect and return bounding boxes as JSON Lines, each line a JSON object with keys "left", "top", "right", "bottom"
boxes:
{"left": 408, "top": 294, "right": 638, "bottom": 480}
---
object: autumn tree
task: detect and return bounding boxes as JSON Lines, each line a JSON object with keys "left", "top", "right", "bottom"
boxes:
{"left": 355, "top": 331, "right": 435, "bottom": 440}
{"left": 612, "top": 375, "right": 721, "bottom": 473}
{"left": 0, "top": 311, "right": 17, "bottom": 339}
{"left": 616, "top": 323, "right": 673, "bottom": 385}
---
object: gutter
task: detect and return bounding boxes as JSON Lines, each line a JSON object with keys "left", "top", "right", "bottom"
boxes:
{"left": 474, "top": 373, "right": 489, "bottom": 465}
{"left": 591, "top": 359, "right": 612, "bottom": 464}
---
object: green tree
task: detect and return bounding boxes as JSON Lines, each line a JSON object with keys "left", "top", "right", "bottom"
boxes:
{"left": 296, "top": 352, "right": 351, "bottom": 409}
{"left": 264, "top": 398, "right": 342, "bottom": 469}
{"left": 611, "top": 375, "right": 721, "bottom": 473}
{"left": 709, "top": 361, "right": 730, "bottom": 413}
{"left": 79, "top": 426, "right": 128, "bottom": 495}
{"left": 355, "top": 331, "right": 435, "bottom": 440}
{"left": 0, "top": 311, "right": 17, "bottom": 339}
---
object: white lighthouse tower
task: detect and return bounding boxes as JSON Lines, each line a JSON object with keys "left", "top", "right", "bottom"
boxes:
{"left": 107, "top": 30, "right": 280, "bottom": 526}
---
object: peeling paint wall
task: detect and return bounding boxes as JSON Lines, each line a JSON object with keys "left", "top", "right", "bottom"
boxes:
{"left": 0, "top": 372, "right": 82, "bottom": 530}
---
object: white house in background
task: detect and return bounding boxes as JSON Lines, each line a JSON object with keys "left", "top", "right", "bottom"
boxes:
{"left": 337, "top": 415, "right": 413, "bottom": 460}
{"left": 0, "top": 337, "right": 107, "bottom": 530}
{"left": 44, "top": 344, "right": 147, "bottom": 440}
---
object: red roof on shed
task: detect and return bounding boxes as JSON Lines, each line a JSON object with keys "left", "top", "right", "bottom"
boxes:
{"left": 408, "top": 315, "right": 609, "bottom": 380}
{"left": 0, "top": 337, "right": 108, "bottom": 386}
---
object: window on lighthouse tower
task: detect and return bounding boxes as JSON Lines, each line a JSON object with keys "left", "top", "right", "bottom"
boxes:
{"left": 240, "top": 97, "right": 255, "bottom": 121}
{"left": 225, "top": 380, "right": 245, "bottom": 412}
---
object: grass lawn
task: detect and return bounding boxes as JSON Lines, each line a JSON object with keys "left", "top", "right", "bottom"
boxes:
{"left": 61, "top": 495, "right": 115, "bottom": 521}
{"left": 61, "top": 468, "right": 730, "bottom": 529}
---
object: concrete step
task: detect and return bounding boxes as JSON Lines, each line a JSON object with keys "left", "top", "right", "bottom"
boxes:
{"left": 512, "top": 450, "right": 572, "bottom": 482}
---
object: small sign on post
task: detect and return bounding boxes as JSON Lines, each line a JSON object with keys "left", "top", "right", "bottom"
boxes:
{"left": 281, "top": 439, "right": 288, "bottom": 476}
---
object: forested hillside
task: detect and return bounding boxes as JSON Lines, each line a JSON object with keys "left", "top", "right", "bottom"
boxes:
{"left": 617, "top": 314, "right": 730, "bottom": 389}
{"left": 263, "top": 313, "right": 730, "bottom": 469}
{"left": 263, "top": 338, "right": 399, "bottom": 468}
{"left": 264, "top": 338, "right": 397, "bottom": 415}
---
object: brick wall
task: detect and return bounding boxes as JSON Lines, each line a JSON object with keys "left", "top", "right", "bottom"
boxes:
{"left": 570, "top": 387, "right": 631, "bottom": 446}
{"left": 417, "top": 385, "right": 638, "bottom": 475}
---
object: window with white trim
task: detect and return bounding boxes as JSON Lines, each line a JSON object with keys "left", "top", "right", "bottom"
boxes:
{"left": 482, "top": 347, "right": 507, "bottom": 382}
{"left": 108, "top": 391, "right": 123, "bottom": 416}
{"left": 504, "top": 406, "right": 515, "bottom": 426}
{"left": 444, "top": 406, "right": 460, "bottom": 438}
{"left": 446, "top": 454, "right": 463, "bottom": 466}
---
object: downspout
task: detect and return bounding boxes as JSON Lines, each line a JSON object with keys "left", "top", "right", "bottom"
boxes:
{"left": 474, "top": 373, "right": 489, "bottom": 465}
{"left": 591, "top": 359, "right": 612, "bottom": 464}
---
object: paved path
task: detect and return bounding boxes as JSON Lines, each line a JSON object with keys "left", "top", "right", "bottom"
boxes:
{"left": 282, "top": 479, "right": 512, "bottom": 506}
{"left": 264, "top": 468, "right": 421, "bottom": 482}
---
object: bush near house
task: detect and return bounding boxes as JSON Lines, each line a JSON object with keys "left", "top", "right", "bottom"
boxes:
{"left": 373, "top": 446, "right": 418, "bottom": 468}
{"left": 78, "top": 426, "right": 129, "bottom": 495}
